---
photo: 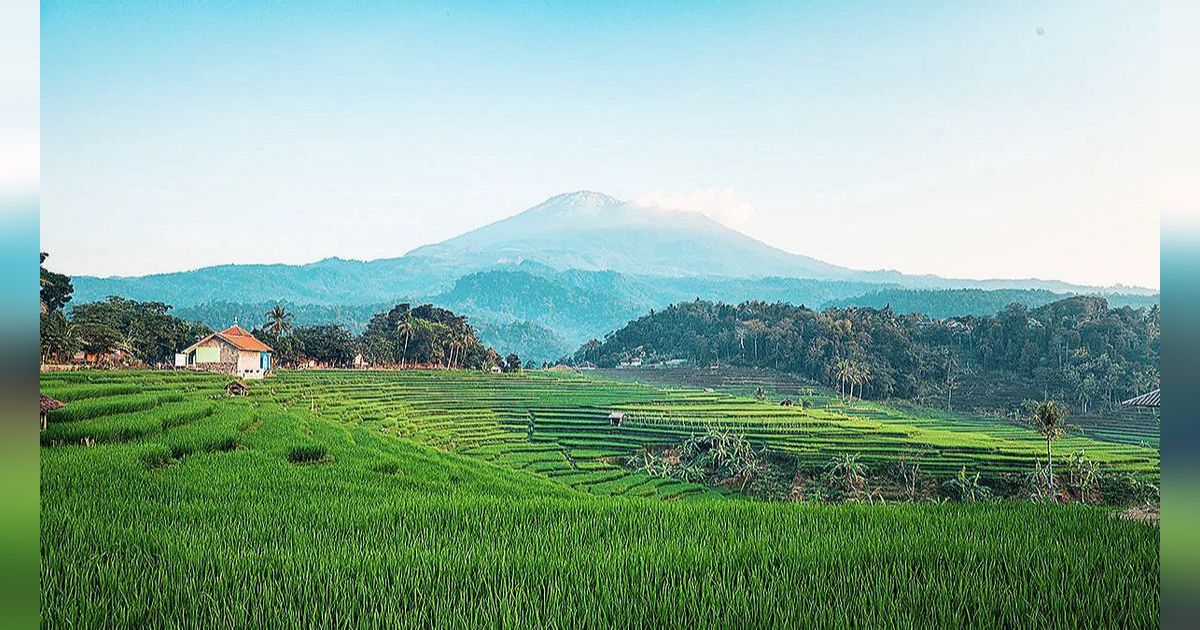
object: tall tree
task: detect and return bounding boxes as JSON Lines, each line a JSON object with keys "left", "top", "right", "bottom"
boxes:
{"left": 263, "top": 304, "right": 294, "bottom": 338}
{"left": 395, "top": 312, "right": 416, "bottom": 368}
{"left": 39, "top": 253, "right": 73, "bottom": 313}
{"left": 1029, "top": 400, "right": 1069, "bottom": 496}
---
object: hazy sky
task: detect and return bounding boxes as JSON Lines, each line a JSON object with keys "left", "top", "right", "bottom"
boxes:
{"left": 42, "top": 1, "right": 1159, "bottom": 289}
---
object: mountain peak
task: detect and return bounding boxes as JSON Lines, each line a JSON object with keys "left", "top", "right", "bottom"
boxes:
{"left": 535, "top": 191, "right": 624, "bottom": 210}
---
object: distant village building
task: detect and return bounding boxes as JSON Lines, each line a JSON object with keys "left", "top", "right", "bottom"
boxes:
{"left": 72, "top": 348, "right": 133, "bottom": 367}
{"left": 547, "top": 364, "right": 576, "bottom": 373}
{"left": 489, "top": 365, "right": 503, "bottom": 374}
{"left": 607, "top": 411, "right": 627, "bottom": 427}
{"left": 577, "top": 361, "right": 596, "bottom": 370}
{"left": 617, "top": 357, "right": 643, "bottom": 369}
{"left": 353, "top": 353, "right": 368, "bottom": 368}
{"left": 181, "top": 325, "right": 273, "bottom": 379}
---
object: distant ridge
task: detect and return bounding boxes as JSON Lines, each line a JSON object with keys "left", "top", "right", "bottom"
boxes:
{"left": 73, "top": 191, "right": 1157, "bottom": 308}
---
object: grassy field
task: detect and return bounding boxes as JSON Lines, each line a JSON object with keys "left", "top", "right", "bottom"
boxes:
{"left": 40, "top": 370, "right": 1159, "bottom": 627}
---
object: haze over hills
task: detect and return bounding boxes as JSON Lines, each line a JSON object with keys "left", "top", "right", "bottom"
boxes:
{"left": 72, "top": 191, "right": 1158, "bottom": 360}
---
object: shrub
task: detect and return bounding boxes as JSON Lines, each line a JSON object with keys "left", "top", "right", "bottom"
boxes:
{"left": 942, "top": 467, "right": 991, "bottom": 503}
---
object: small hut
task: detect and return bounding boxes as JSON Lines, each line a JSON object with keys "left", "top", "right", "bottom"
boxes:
{"left": 779, "top": 399, "right": 795, "bottom": 407}
{"left": 226, "top": 380, "right": 249, "bottom": 397}
{"left": 607, "top": 411, "right": 627, "bottom": 427}
{"left": 40, "top": 394, "right": 65, "bottom": 431}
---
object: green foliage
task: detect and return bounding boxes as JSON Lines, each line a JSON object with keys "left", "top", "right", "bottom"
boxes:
{"left": 40, "top": 252, "right": 74, "bottom": 313}
{"left": 69, "top": 296, "right": 209, "bottom": 364}
{"left": 358, "top": 303, "right": 489, "bottom": 368}
{"left": 262, "top": 304, "right": 294, "bottom": 338}
{"left": 39, "top": 369, "right": 1160, "bottom": 627}
{"left": 40, "top": 311, "right": 80, "bottom": 362}
{"left": 292, "top": 325, "right": 356, "bottom": 367}
{"left": 824, "top": 453, "right": 869, "bottom": 500}
{"left": 942, "top": 467, "right": 992, "bottom": 503}
{"left": 578, "top": 297, "right": 1159, "bottom": 412}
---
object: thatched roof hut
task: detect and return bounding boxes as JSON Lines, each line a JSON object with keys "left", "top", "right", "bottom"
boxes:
{"left": 226, "top": 380, "right": 249, "bottom": 397}
{"left": 607, "top": 411, "right": 626, "bottom": 427}
{"left": 40, "top": 394, "right": 65, "bottom": 430}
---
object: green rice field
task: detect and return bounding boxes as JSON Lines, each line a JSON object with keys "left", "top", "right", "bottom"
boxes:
{"left": 40, "top": 369, "right": 1160, "bottom": 627}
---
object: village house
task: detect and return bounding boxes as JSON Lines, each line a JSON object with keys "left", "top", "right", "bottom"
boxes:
{"left": 181, "top": 325, "right": 273, "bottom": 379}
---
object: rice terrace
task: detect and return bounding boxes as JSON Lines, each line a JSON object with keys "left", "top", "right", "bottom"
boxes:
{"left": 40, "top": 368, "right": 1160, "bottom": 627}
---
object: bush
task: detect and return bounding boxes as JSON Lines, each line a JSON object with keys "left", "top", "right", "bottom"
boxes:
{"left": 942, "top": 467, "right": 992, "bottom": 503}
{"left": 287, "top": 444, "right": 327, "bottom": 464}
{"left": 1098, "top": 471, "right": 1158, "bottom": 506}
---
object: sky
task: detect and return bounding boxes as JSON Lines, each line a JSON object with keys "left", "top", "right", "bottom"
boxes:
{"left": 41, "top": 1, "right": 1159, "bottom": 289}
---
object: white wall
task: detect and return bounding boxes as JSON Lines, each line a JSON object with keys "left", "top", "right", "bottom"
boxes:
{"left": 236, "top": 351, "right": 265, "bottom": 379}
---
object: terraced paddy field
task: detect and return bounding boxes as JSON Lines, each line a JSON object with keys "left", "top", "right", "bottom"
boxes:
{"left": 598, "top": 366, "right": 1163, "bottom": 451}
{"left": 40, "top": 370, "right": 1159, "bottom": 627}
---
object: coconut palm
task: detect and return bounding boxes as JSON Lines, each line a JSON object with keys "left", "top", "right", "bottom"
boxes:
{"left": 395, "top": 313, "right": 416, "bottom": 368}
{"left": 1029, "top": 400, "right": 1069, "bottom": 495}
{"left": 263, "top": 305, "right": 294, "bottom": 338}
{"left": 854, "top": 364, "right": 871, "bottom": 401}
{"left": 835, "top": 359, "right": 853, "bottom": 401}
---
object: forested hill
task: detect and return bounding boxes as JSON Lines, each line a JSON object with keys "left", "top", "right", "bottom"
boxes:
{"left": 825, "top": 288, "right": 1158, "bottom": 319}
{"left": 575, "top": 296, "right": 1159, "bottom": 414}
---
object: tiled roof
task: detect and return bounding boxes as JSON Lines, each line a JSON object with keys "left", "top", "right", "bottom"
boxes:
{"left": 217, "top": 325, "right": 273, "bottom": 352}
{"left": 184, "top": 325, "right": 273, "bottom": 354}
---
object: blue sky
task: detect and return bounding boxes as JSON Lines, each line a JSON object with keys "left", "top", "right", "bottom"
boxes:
{"left": 41, "top": 1, "right": 1158, "bottom": 288}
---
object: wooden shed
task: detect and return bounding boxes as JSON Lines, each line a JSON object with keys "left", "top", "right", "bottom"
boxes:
{"left": 607, "top": 411, "right": 627, "bottom": 427}
{"left": 226, "top": 380, "right": 249, "bottom": 397}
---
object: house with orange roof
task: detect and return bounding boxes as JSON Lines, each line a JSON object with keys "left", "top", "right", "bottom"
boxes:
{"left": 181, "top": 325, "right": 274, "bottom": 379}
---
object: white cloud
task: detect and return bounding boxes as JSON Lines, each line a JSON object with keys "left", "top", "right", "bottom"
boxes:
{"left": 632, "top": 188, "right": 755, "bottom": 231}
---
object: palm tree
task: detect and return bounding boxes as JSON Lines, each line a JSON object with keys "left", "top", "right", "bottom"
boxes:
{"left": 263, "top": 305, "right": 294, "bottom": 338}
{"left": 854, "top": 364, "right": 870, "bottom": 401}
{"left": 1029, "top": 400, "right": 1069, "bottom": 496}
{"left": 835, "top": 359, "right": 853, "bottom": 402}
{"left": 395, "top": 313, "right": 415, "bottom": 368}
{"left": 448, "top": 333, "right": 464, "bottom": 370}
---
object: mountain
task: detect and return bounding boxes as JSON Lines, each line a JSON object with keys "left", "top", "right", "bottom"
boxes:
{"left": 402, "top": 191, "right": 861, "bottom": 280}
{"left": 70, "top": 191, "right": 1158, "bottom": 361}
{"left": 74, "top": 191, "right": 1155, "bottom": 307}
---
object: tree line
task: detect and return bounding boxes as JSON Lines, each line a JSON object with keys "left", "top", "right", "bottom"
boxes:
{"left": 40, "top": 254, "right": 512, "bottom": 370}
{"left": 573, "top": 296, "right": 1159, "bottom": 412}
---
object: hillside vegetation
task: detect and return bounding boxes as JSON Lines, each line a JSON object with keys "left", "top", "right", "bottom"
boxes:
{"left": 577, "top": 296, "right": 1159, "bottom": 415}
